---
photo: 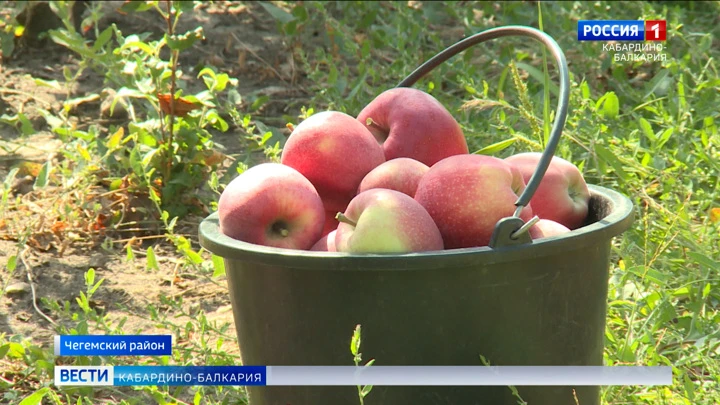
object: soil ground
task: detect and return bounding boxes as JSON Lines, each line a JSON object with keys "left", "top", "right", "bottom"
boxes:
{"left": 0, "top": 1, "right": 306, "bottom": 360}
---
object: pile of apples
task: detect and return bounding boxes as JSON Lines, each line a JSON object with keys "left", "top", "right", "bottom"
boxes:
{"left": 217, "top": 88, "right": 591, "bottom": 253}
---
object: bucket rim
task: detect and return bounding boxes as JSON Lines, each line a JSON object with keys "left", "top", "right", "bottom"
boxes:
{"left": 198, "top": 184, "right": 634, "bottom": 270}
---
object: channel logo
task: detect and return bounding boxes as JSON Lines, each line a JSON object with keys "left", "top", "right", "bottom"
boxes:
{"left": 578, "top": 20, "right": 666, "bottom": 41}
{"left": 55, "top": 366, "right": 114, "bottom": 386}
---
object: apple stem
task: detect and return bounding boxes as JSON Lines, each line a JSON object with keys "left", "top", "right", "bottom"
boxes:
{"left": 271, "top": 221, "right": 291, "bottom": 238}
{"left": 365, "top": 117, "right": 383, "bottom": 131}
{"left": 335, "top": 212, "right": 357, "bottom": 227}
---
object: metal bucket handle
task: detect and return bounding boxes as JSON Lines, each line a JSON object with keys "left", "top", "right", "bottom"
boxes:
{"left": 396, "top": 25, "right": 571, "bottom": 249}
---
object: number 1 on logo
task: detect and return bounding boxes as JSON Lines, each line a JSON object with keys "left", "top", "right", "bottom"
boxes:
{"left": 645, "top": 20, "right": 667, "bottom": 41}
{"left": 650, "top": 24, "right": 659, "bottom": 39}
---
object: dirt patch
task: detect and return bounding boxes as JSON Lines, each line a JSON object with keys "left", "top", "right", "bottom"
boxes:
{"left": 0, "top": 1, "right": 301, "bottom": 358}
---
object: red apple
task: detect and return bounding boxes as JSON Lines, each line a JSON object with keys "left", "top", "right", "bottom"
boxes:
{"left": 334, "top": 189, "right": 444, "bottom": 254}
{"left": 529, "top": 219, "right": 571, "bottom": 240}
{"left": 281, "top": 111, "right": 385, "bottom": 212}
{"left": 321, "top": 209, "right": 339, "bottom": 237}
{"left": 504, "top": 152, "right": 590, "bottom": 230}
{"left": 310, "top": 230, "right": 337, "bottom": 252}
{"left": 218, "top": 163, "right": 324, "bottom": 250}
{"left": 356, "top": 87, "right": 469, "bottom": 167}
{"left": 357, "top": 157, "right": 430, "bottom": 198}
{"left": 414, "top": 154, "right": 534, "bottom": 249}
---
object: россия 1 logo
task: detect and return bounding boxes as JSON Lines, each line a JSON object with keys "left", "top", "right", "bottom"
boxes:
{"left": 578, "top": 20, "right": 667, "bottom": 63}
{"left": 577, "top": 20, "right": 666, "bottom": 41}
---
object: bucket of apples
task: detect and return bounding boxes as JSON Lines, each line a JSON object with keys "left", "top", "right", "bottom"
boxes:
{"left": 199, "top": 26, "right": 634, "bottom": 405}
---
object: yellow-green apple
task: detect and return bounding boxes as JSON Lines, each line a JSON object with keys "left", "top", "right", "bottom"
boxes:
{"left": 356, "top": 88, "right": 469, "bottom": 166}
{"left": 357, "top": 157, "right": 430, "bottom": 198}
{"left": 529, "top": 219, "right": 571, "bottom": 240}
{"left": 281, "top": 111, "right": 385, "bottom": 213}
{"left": 310, "top": 230, "right": 337, "bottom": 252}
{"left": 504, "top": 152, "right": 590, "bottom": 230}
{"left": 414, "top": 154, "right": 534, "bottom": 249}
{"left": 334, "top": 189, "right": 444, "bottom": 254}
{"left": 217, "top": 163, "right": 325, "bottom": 250}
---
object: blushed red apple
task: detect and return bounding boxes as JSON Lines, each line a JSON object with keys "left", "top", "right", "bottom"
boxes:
{"left": 334, "top": 189, "right": 444, "bottom": 254}
{"left": 529, "top": 219, "right": 571, "bottom": 240}
{"left": 357, "top": 157, "right": 430, "bottom": 198}
{"left": 414, "top": 154, "right": 534, "bottom": 249}
{"left": 281, "top": 111, "right": 386, "bottom": 212}
{"left": 310, "top": 230, "right": 337, "bottom": 252}
{"left": 504, "top": 152, "right": 590, "bottom": 230}
{"left": 356, "top": 87, "right": 469, "bottom": 167}
{"left": 217, "top": 163, "right": 324, "bottom": 250}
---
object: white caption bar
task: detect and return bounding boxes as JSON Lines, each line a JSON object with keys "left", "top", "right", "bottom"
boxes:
{"left": 266, "top": 366, "right": 672, "bottom": 386}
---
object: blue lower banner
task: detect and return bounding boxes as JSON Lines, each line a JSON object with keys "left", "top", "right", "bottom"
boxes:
{"left": 54, "top": 365, "right": 672, "bottom": 387}
{"left": 55, "top": 335, "right": 172, "bottom": 356}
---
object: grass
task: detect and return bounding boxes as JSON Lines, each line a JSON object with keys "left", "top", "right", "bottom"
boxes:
{"left": 1, "top": 1, "right": 719, "bottom": 404}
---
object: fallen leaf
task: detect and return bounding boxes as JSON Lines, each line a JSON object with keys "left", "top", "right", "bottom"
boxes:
{"left": 14, "top": 161, "right": 43, "bottom": 177}
{"left": 157, "top": 93, "right": 202, "bottom": 117}
{"left": 93, "top": 214, "right": 108, "bottom": 231}
{"left": 50, "top": 220, "right": 67, "bottom": 235}
{"left": 192, "top": 149, "right": 226, "bottom": 166}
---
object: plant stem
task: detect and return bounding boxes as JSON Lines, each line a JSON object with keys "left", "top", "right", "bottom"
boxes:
{"left": 538, "top": 2, "right": 551, "bottom": 148}
{"left": 164, "top": 0, "right": 178, "bottom": 184}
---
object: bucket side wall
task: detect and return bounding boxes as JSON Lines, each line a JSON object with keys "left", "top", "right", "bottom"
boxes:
{"left": 227, "top": 242, "right": 610, "bottom": 405}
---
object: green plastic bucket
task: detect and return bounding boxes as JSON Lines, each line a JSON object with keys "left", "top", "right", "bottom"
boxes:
{"left": 199, "top": 26, "right": 635, "bottom": 405}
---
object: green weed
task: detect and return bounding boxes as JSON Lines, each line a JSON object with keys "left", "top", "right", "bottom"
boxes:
{"left": 350, "top": 324, "right": 375, "bottom": 405}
